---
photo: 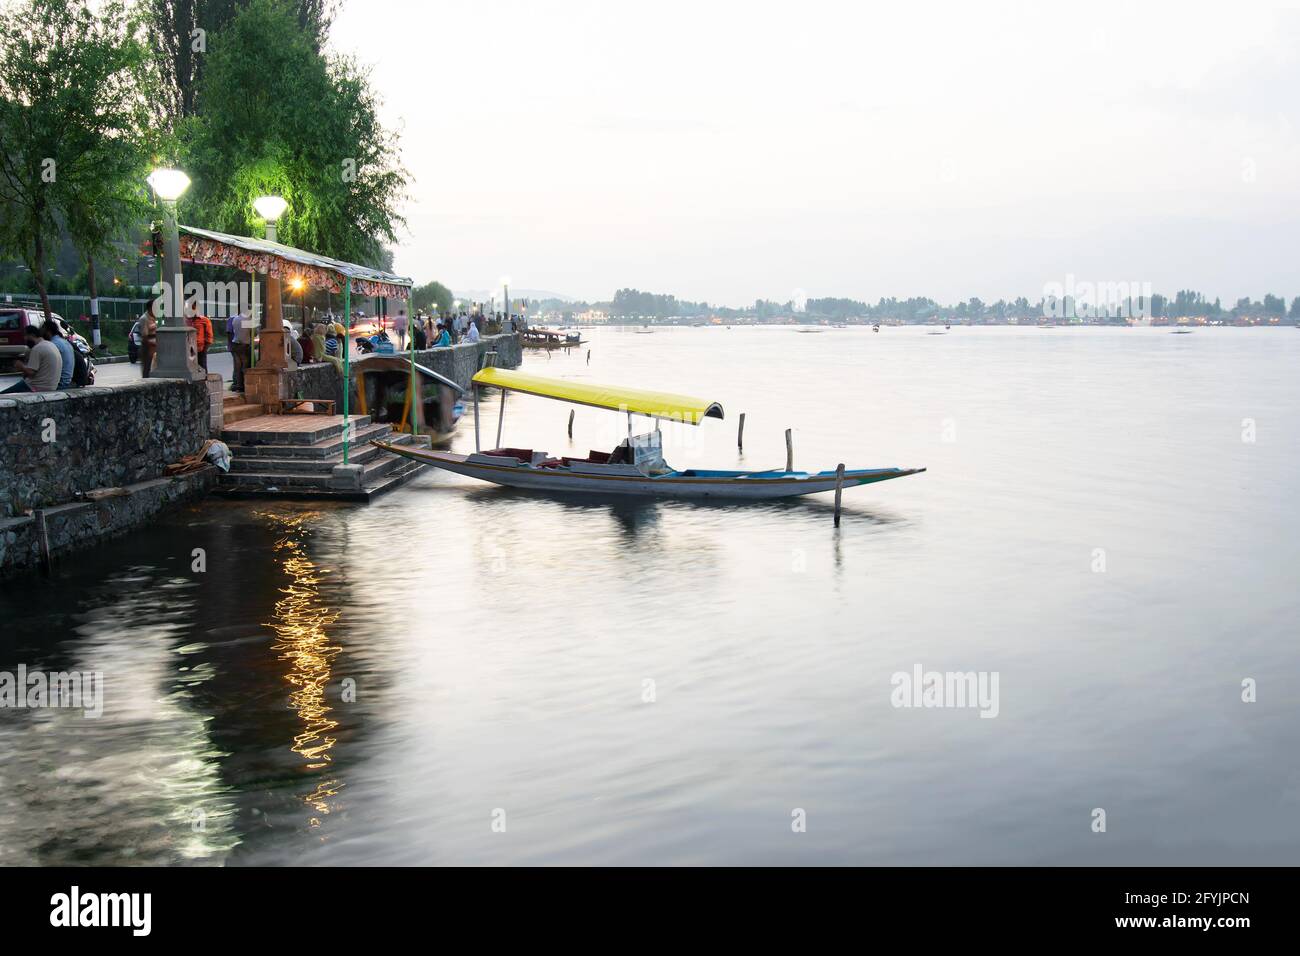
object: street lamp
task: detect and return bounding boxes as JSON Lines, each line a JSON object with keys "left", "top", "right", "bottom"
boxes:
{"left": 147, "top": 168, "right": 190, "bottom": 324}
{"left": 253, "top": 195, "right": 288, "bottom": 242}
{"left": 251, "top": 196, "right": 291, "bottom": 374}
{"left": 290, "top": 276, "right": 305, "bottom": 325}
{"left": 146, "top": 167, "right": 202, "bottom": 380}
{"left": 500, "top": 275, "right": 511, "bottom": 323}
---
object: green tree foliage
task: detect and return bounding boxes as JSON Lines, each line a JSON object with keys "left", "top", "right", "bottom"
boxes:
{"left": 412, "top": 280, "right": 453, "bottom": 313}
{"left": 177, "top": 0, "right": 407, "bottom": 268}
{"left": 610, "top": 288, "right": 710, "bottom": 317}
{"left": 0, "top": 0, "right": 156, "bottom": 319}
{"left": 146, "top": 0, "right": 337, "bottom": 124}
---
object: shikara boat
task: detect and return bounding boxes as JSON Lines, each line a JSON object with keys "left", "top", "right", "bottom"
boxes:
{"left": 372, "top": 368, "right": 924, "bottom": 500}
{"left": 522, "top": 327, "right": 586, "bottom": 350}
{"left": 350, "top": 354, "right": 464, "bottom": 442}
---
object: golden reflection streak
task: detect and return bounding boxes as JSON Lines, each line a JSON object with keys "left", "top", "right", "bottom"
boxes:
{"left": 261, "top": 511, "right": 343, "bottom": 827}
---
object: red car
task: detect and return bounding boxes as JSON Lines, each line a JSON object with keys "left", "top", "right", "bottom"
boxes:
{"left": 0, "top": 306, "right": 52, "bottom": 370}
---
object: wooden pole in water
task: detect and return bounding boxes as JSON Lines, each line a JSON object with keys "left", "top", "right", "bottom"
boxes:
{"left": 737, "top": 412, "right": 745, "bottom": 450}
{"left": 785, "top": 428, "right": 793, "bottom": 472}
{"left": 568, "top": 408, "right": 575, "bottom": 438}
{"left": 833, "top": 463, "right": 845, "bottom": 526}
{"left": 34, "top": 508, "right": 51, "bottom": 576}
{"left": 586, "top": 349, "right": 591, "bottom": 365}
{"left": 473, "top": 384, "right": 481, "bottom": 451}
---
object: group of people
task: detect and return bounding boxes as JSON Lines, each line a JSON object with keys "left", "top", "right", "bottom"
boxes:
{"left": 406, "top": 310, "right": 483, "bottom": 349}
{"left": 133, "top": 301, "right": 213, "bottom": 379}
{"left": 2, "top": 319, "right": 91, "bottom": 393}
{"left": 124, "top": 300, "right": 498, "bottom": 394}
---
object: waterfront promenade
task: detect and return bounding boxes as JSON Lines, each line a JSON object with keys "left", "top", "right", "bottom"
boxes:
{"left": 0, "top": 333, "right": 521, "bottom": 576}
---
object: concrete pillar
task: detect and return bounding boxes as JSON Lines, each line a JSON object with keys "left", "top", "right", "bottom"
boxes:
{"left": 257, "top": 275, "right": 295, "bottom": 371}
{"left": 152, "top": 326, "right": 205, "bottom": 381}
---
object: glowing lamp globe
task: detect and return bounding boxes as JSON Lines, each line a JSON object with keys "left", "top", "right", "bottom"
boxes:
{"left": 147, "top": 168, "right": 191, "bottom": 202}
{"left": 253, "top": 195, "right": 288, "bottom": 223}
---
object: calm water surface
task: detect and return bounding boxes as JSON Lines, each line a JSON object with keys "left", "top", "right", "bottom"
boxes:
{"left": 2, "top": 326, "right": 1297, "bottom": 865}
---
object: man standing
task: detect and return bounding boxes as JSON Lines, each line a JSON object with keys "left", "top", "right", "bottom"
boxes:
{"left": 187, "top": 303, "right": 213, "bottom": 371}
{"left": 46, "top": 323, "right": 75, "bottom": 389}
{"left": 139, "top": 307, "right": 158, "bottom": 378}
{"left": 228, "top": 310, "right": 249, "bottom": 391}
{"left": 393, "top": 308, "right": 408, "bottom": 350}
{"left": 2, "top": 325, "right": 62, "bottom": 393}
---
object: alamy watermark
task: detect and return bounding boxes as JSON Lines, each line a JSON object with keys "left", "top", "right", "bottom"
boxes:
{"left": 1041, "top": 274, "right": 1153, "bottom": 321}
{"left": 0, "top": 665, "right": 103, "bottom": 718}
{"left": 151, "top": 278, "right": 261, "bottom": 321}
{"left": 891, "top": 663, "right": 1000, "bottom": 718}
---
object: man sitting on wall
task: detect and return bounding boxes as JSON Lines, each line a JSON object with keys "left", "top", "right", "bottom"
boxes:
{"left": 2, "top": 325, "right": 62, "bottom": 393}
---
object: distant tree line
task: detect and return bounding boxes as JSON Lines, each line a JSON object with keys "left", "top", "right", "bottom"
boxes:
{"left": 531, "top": 288, "right": 1300, "bottom": 323}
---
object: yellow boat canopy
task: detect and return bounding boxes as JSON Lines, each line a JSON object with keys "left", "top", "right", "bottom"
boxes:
{"left": 472, "top": 368, "right": 724, "bottom": 424}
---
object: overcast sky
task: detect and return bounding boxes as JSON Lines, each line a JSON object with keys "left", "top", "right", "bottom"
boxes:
{"left": 333, "top": 0, "right": 1300, "bottom": 306}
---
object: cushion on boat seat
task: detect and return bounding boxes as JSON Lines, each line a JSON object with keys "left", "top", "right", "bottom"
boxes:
{"left": 586, "top": 450, "right": 611, "bottom": 463}
{"left": 540, "top": 457, "right": 565, "bottom": 468}
{"left": 484, "top": 447, "right": 534, "bottom": 463}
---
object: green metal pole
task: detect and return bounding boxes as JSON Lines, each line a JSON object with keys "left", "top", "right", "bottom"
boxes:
{"left": 343, "top": 277, "right": 352, "bottom": 463}
{"left": 408, "top": 288, "right": 415, "bottom": 433}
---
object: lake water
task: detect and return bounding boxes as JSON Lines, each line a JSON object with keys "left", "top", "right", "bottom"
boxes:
{"left": 2, "top": 325, "right": 1297, "bottom": 865}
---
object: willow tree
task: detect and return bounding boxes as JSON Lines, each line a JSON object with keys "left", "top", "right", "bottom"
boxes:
{"left": 146, "top": 0, "right": 338, "bottom": 125}
{"left": 176, "top": 0, "right": 405, "bottom": 268}
{"left": 0, "top": 0, "right": 156, "bottom": 322}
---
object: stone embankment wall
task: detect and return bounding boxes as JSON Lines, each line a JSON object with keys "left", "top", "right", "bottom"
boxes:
{"left": 284, "top": 333, "right": 523, "bottom": 406}
{"left": 0, "top": 379, "right": 214, "bottom": 576}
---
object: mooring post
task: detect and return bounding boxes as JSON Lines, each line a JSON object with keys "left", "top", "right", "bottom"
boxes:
{"left": 785, "top": 428, "right": 793, "bottom": 472}
{"left": 738, "top": 412, "right": 746, "bottom": 450}
{"left": 34, "top": 508, "right": 51, "bottom": 576}
{"left": 568, "top": 409, "right": 575, "bottom": 438}
{"left": 586, "top": 350, "right": 591, "bottom": 365}
{"left": 833, "top": 463, "right": 845, "bottom": 527}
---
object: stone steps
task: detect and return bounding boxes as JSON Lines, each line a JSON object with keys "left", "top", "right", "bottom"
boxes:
{"left": 222, "top": 402, "right": 265, "bottom": 424}
{"left": 221, "top": 413, "right": 373, "bottom": 446}
{"left": 227, "top": 435, "right": 391, "bottom": 474}
{"left": 216, "top": 428, "right": 427, "bottom": 501}
{"left": 230, "top": 421, "right": 394, "bottom": 459}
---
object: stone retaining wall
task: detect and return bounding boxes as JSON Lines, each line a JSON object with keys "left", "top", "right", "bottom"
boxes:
{"left": 283, "top": 332, "right": 523, "bottom": 407}
{"left": 0, "top": 466, "right": 218, "bottom": 578}
{"left": 1, "top": 378, "right": 212, "bottom": 519}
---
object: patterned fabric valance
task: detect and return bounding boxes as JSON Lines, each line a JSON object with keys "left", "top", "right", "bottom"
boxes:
{"left": 177, "top": 225, "right": 412, "bottom": 300}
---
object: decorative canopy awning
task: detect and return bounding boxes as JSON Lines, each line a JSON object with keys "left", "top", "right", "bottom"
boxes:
{"left": 177, "top": 224, "right": 413, "bottom": 300}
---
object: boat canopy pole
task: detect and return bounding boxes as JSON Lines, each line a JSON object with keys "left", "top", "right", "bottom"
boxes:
{"left": 473, "top": 384, "right": 481, "bottom": 451}
{"left": 408, "top": 293, "right": 417, "bottom": 433}
{"left": 496, "top": 389, "right": 507, "bottom": 448}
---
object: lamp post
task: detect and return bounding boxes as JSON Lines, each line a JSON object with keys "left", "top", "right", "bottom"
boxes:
{"left": 245, "top": 195, "right": 294, "bottom": 410}
{"left": 500, "top": 275, "right": 511, "bottom": 326}
{"left": 147, "top": 168, "right": 189, "bottom": 323}
{"left": 253, "top": 195, "right": 288, "bottom": 243}
{"left": 146, "top": 168, "right": 204, "bottom": 380}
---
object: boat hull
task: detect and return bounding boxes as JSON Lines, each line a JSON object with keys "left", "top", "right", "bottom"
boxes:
{"left": 373, "top": 442, "right": 923, "bottom": 500}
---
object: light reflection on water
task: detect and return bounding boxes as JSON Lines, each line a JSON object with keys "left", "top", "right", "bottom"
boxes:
{"left": 1, "top": 327, "right": 1298, "bottom": 865}
{"left": 262, "top": 511, "right": 343, "bottom": 826}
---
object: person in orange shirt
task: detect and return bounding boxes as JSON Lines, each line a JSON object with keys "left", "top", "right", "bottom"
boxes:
{"left": 186, "top": 302, "right": 214, "bottom": 371}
